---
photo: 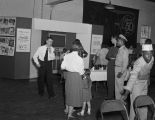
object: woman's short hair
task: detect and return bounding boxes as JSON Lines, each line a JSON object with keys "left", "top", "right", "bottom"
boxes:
{"left": 43, "top": 36, "right": 53, "bottom": 44}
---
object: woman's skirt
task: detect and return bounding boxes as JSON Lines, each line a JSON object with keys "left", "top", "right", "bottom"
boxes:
{"left": 82, "top": 86, "right": 92, "bottom": 102}
{"left": 65, "top": 72, "right": 83, "bottom": 107}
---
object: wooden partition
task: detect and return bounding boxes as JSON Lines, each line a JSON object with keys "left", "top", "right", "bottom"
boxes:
{"left": 0, "top": 17, "right": 32, "bottom": 79}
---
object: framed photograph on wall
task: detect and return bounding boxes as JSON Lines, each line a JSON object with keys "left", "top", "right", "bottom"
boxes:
{"left": 90, "top": 34, "right": 103, "bottom": 55}
{"left": 140, "top": 25, "right": 151, "bottom": 44}
{"left": 0, "top": 36, "right": 15, "bottom": 56}
{"left": 0, "top": 17, "right": 16, "bottom": 36}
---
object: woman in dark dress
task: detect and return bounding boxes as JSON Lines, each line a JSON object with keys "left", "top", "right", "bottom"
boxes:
{"left": 106, "top": 35, "right": 119, "bottom": 100}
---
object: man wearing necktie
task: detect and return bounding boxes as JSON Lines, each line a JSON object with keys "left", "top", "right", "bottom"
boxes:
{"left": 33, "top": 37, "right": 55, "bottom": 99}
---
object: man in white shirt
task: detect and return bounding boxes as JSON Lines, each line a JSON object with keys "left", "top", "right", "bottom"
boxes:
{"left": 115, "top": 34, "right": 129, "bottom": 99}
{"left": 122, "top": 44, "right": 154, "bottom": 120}
{"left": 33, "top": 37, "right": 55, "bottom": 99}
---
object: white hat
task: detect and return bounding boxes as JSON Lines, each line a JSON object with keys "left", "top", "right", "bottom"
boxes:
{"left": 119, "top": 34, "right": 127, "bottom": 41}
{"left": 142, "top": 44, "right": 153, "bottom": 51}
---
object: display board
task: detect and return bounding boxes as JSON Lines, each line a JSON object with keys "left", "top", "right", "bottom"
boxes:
{"left": 0, "top": 17, "right": 16, "bottom": 56}
{"left": 91, "top": 34, "right": 103, "bottom": 54}
{"left": 16, "top": 28, "right": 31, "bottom": 52}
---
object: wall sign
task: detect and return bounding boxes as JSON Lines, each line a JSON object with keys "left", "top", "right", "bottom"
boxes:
{"left": 16, "top": 28, "right": 31, "bottom": 52}
{"left": 140, "top": 25, "right": 151, "bottom": 44}
{"left": 91, "top": 34, "right": 103, "bottom": 54}
{"left": 141, "top": 25, "right": 151, "bottom": 38}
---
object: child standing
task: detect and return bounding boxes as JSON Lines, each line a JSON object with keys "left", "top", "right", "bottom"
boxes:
{"left": 78, "top": 69, "right": 92, "bottom": 116}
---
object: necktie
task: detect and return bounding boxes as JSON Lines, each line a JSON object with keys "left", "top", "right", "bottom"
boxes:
{"left": 44, "top": 48, "right": 48, "bottom": 61}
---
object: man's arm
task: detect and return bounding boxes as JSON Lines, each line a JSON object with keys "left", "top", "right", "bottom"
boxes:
{"left": 33, "top": 48, "right": 40, "bottom": 67}
{"left": 121, "top": 59, "right": 142, "bottom": 100}
{"left": 123, "top": 58, "right": 142, "bottom": 93}
{"left": 121, "top": 50, "right": 129, "bottom": 74}
{"left": 117, "top": 50, "right": 129, "bottom": 78}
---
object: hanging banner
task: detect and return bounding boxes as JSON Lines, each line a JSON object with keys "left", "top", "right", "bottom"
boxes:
{"left": 16, "top": 28, "right": 31, "bottom": 52}
{"left": 91, "top": 34, "right": 103, "bottom": 54}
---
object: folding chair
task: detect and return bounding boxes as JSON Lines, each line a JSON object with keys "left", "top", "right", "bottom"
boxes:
{"left": 133, "top": 95, "right": 155, "bottom": 120}
{"left": 100, "top": 100, "right": 129, "bottom": 120}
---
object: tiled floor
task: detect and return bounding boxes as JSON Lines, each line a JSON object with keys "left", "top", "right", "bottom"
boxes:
{"left": 0, "top": 75, "right": 155, "bottom": 120}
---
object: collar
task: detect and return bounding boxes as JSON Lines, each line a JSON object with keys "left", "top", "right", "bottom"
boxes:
{"left": 72, "top": 51, "right": 78, "bottom": 54}
{"left": 142, "top": 56, "right": 154, "bottom": 65}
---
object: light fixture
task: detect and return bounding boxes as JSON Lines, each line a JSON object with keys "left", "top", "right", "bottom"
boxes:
{"left": 105, "top": 0, "right": 115, "bottom": 10}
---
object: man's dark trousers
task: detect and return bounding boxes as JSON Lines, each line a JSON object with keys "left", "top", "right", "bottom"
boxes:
{"left": 38, "top": 60, "right": 55, "bottom": 97}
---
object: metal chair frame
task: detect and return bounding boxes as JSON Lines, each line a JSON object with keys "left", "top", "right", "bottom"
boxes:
{"left": 100, "top": 99, "right": 129, "bottom": 120}
{"left": 133, "top": 95, "right": 155, "bottom": 120}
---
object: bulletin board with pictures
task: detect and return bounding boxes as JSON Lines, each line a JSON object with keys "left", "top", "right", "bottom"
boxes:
{"left": 0, "top": 17, "right": 16, "bottom": 36}
{"left": 0, "top": 37, "right": 15, "bottom": 56}
{"left": 0, "top": 17, "right": 16, "bottom": 56}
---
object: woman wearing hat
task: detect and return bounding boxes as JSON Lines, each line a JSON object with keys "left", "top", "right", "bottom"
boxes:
{"left": 61, "top": 39, "right": 85, "bottom": 119}
{"left": 122, "top": 44, "right": 154, "bottom": 120}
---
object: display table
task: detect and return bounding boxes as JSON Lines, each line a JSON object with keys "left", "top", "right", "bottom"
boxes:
{"left": 90, "top": 70, "right": 107, "bottom": 91}
{"left": 90, "top": 70, "right": 107, "bottom": 81}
